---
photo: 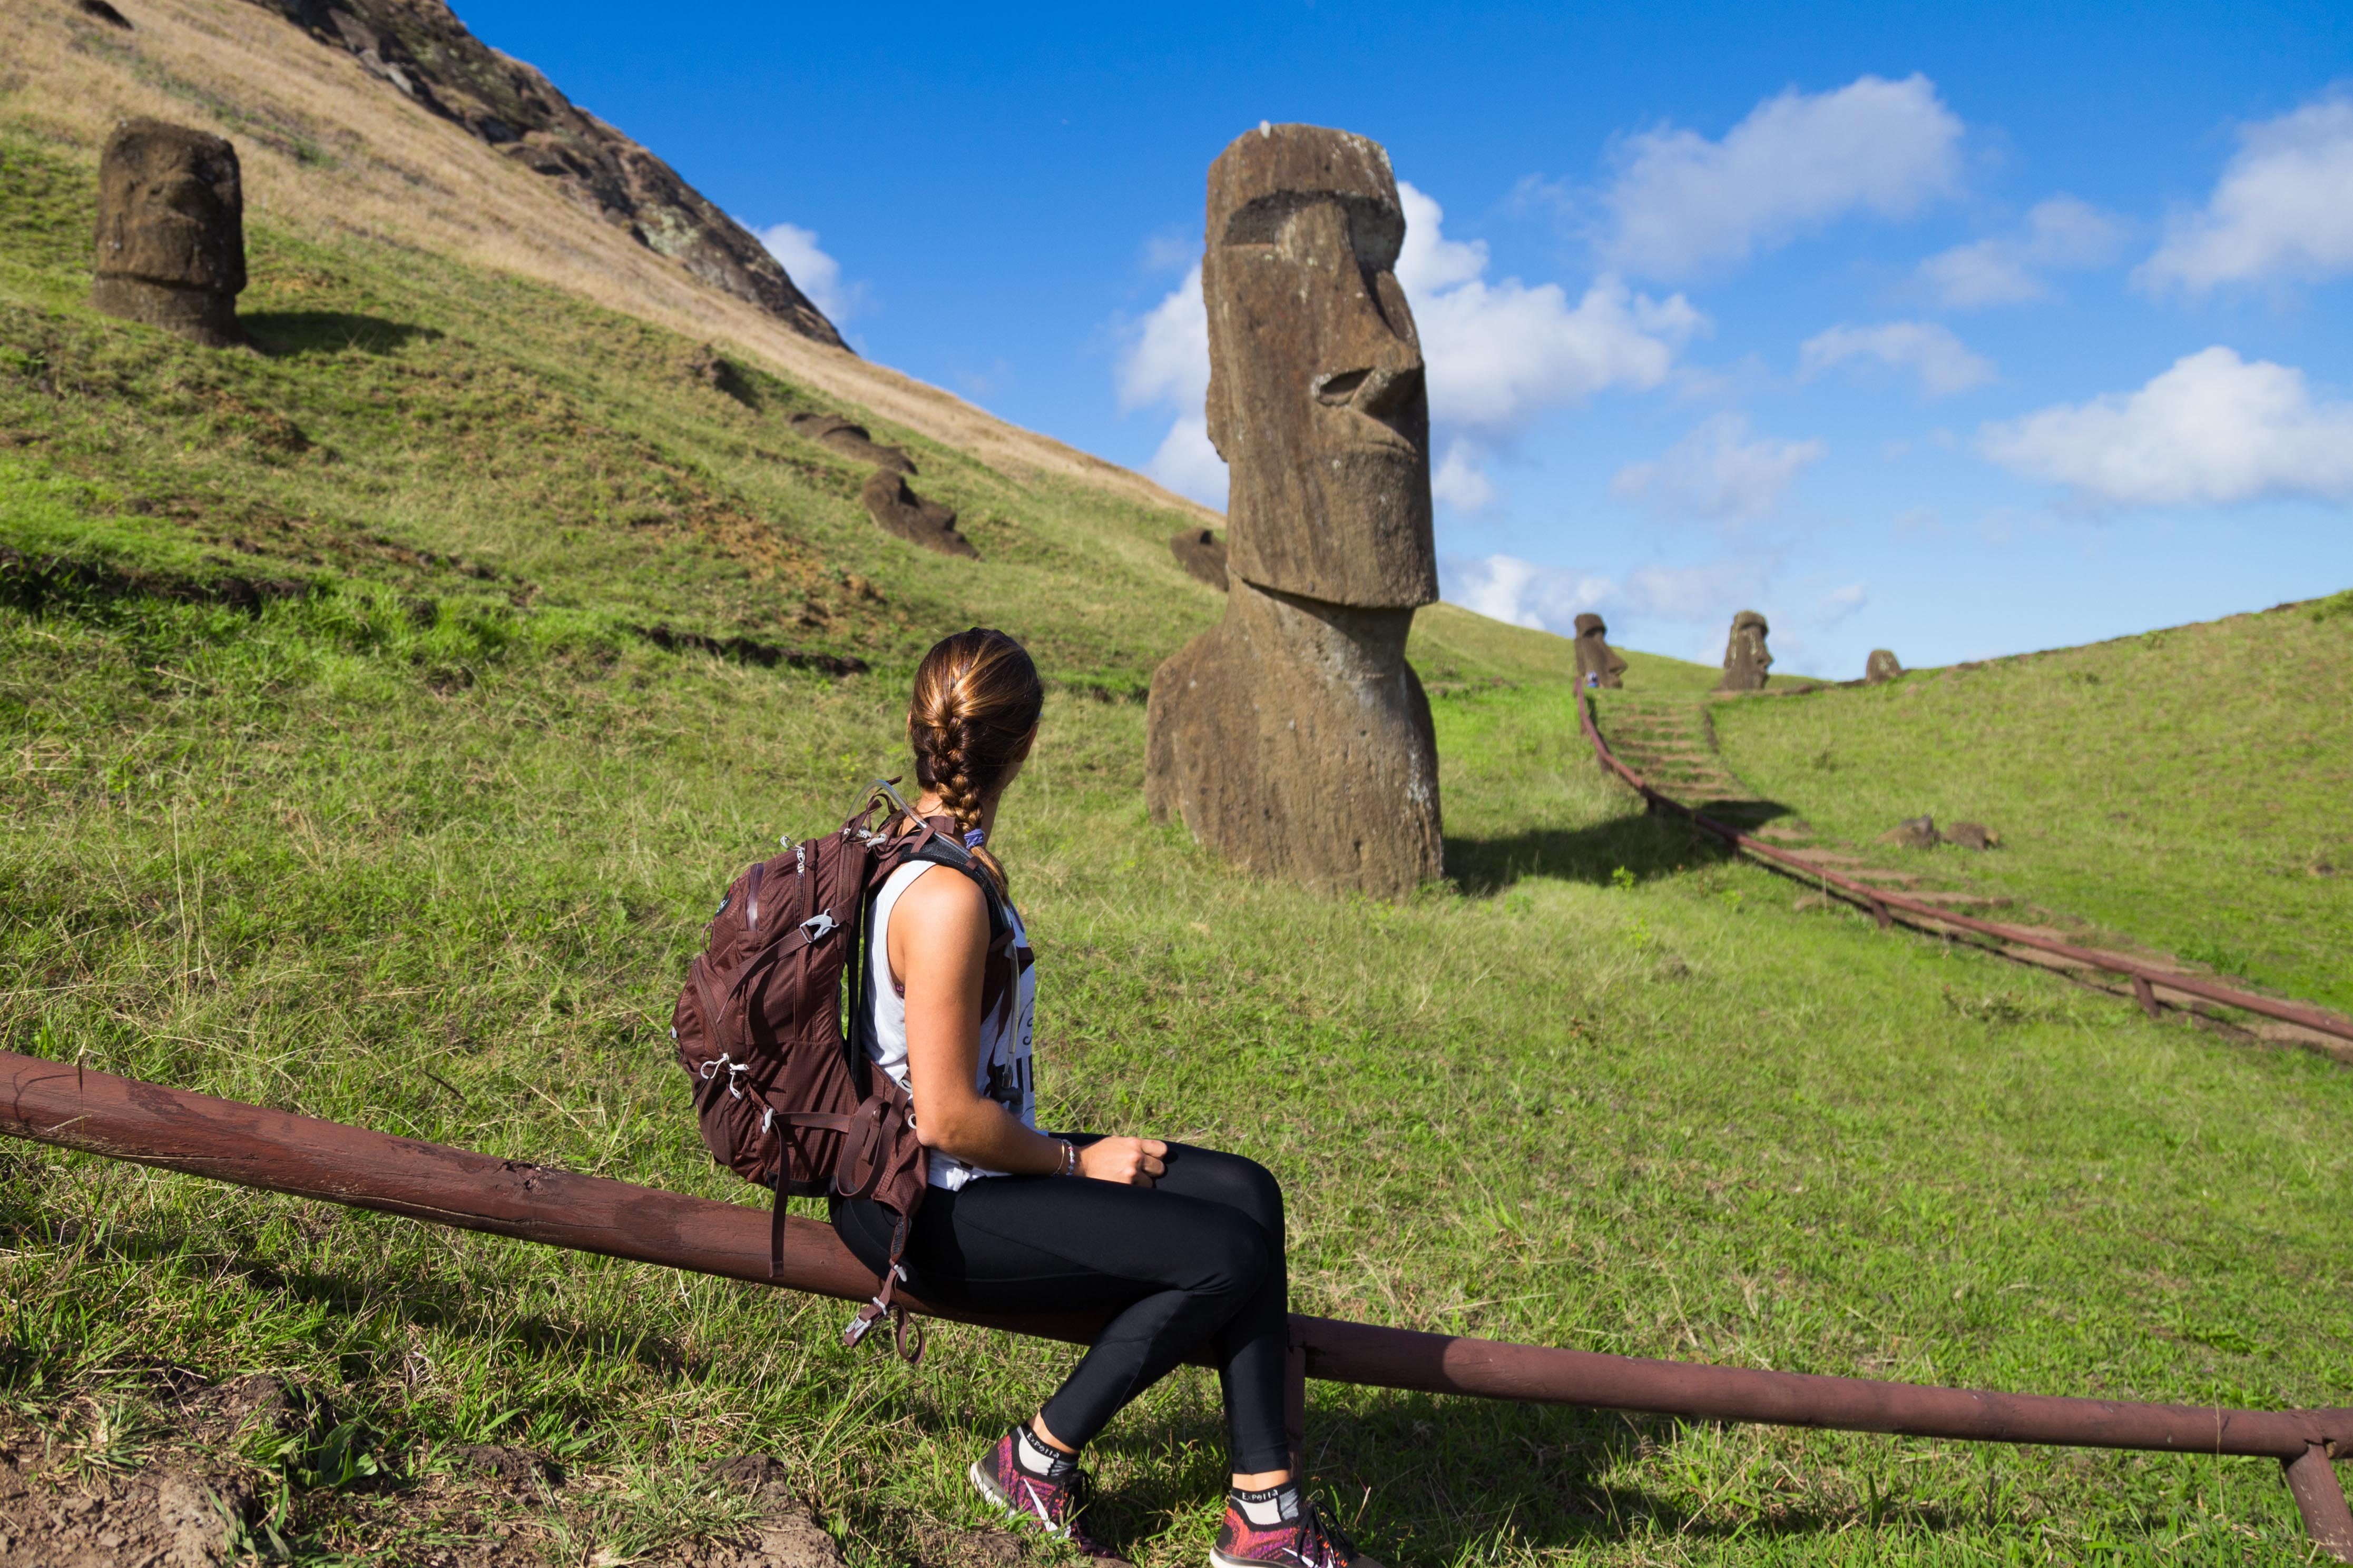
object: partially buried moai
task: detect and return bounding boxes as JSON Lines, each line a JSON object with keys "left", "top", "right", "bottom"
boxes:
{"left": 1717, "top": 610, "right": 1772, "bottom": 692}
{"left": 1573, "top": 613, "right": 1627, "bottom": 689}
{"left": 1145, "top": 124, "right": 1442, "bottom": 899}
{"left": 92, "top": 119, "right": 247, "bottom": 348}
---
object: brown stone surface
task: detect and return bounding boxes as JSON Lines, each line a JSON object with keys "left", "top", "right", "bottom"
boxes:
{"left": 1202, "top": 124, "right": 1436, "bottom": 608}
{"left": 1573, "top": 612, "right": 1626, "bottom": 689}
{"left": 789, "top": 412, "right": 914, "bottom": 474}
{"left": 1148, "top": 125, "right": 1444, "bottom": 897}
{"left": 859, "top": 470, "right": 974, "bottom": 558}
{"left": 1878, "top": 815, "right": 1942, "bottom": 849}
{"left": 1947, "top": 820, "right": 1998, "bottom": 851}
{"left": 1865, "top": 647, "right": 1904, "bottom": 684}
{"left": 1171, "top": 527, "right": 1228, "bottom": 588}
{"left": 1715, "top": 610, "right": 1772, "bottom": 692}
{"left": 91, "top": 119, "right": 246, "bottom": 348}
{"left": 1147, "top": 577, "right": 1442, "bottom": 899}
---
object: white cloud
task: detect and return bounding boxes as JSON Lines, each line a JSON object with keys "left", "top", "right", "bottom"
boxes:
{"left": 1595, "top": 73, "right": 1965, "bottom": 279}
{"left": 1799, "top": 320, "right": 1994, "bottom": 397}
{"left": 1919, "top": 195, "right": 2129, "bottom": 306}
{"left": 1977, "top": 346, "right": 2353, "bottom": 507}
{"left": 1610, "top": 413, "right": 1826, "bottom": 525}
{"left": 2140, "top": 93, "right": 2353, "bottom": 291}
{"left": 1115, "top": 264, "right": 1209, "bottom": 412}
{"left": 754, "top": 222, "right": 866, "bottom": 321}
{"left": 1813, "top": 580, "right": 1868, "bottom": 626}
{"left": 1430, "top": 438, "right": 1497, "bottom": 512}
{"left": 1441, "top": 554, "right": 1613, "bottom": 630}
{"left": 1144, "top": 415, "right": 1230, "bottom": 508}
{"left": 1112, "top": 185, "right": 1703, "bottom": 514}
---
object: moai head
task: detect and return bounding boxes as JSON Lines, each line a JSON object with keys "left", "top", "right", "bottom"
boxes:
{"left": 1719, "top": 610, "right": 1773, "bottom": 691}
{"left": 1202, "top": 124, "right": 1436, "bottom": 609}
{"left": 1865, "top": 648, "right": 1904, "bottom": 684}
{"left": 1572, "top": 612, "right": 1628, "bottom": 689}
{"left": 92, "top": 119, "right": 246, "bottom": 347}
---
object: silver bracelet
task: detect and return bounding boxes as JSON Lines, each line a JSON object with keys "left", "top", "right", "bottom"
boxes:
{"left": 1056, "top": 1139, "right": 1077, "bottom": 1177}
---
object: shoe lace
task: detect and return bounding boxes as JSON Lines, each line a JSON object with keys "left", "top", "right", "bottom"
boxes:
{"left": 1291, "top": 1501, "right": 1356, "bottom": 1568}
{"left": 1018, "top": 1463, "right": 1116, "bottom": 1558}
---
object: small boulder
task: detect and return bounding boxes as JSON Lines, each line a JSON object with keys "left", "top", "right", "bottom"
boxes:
{"left": 1946, "top": 820, "right": 1998, "bottom": 851}
{"left": 688, "top": 343, "right": 758, "bottom": 408}
{"left": 1170, "top": 527, "right": 1228, "bottom": 589}
{"left": 1865, "top": 648, "right": 1903, "bottom": 684}
{"left": 1878, "top": 815, "right": 1941, "bottom": 849}
{"left": 860, "top": 469, "right": 975, "bottom": 558}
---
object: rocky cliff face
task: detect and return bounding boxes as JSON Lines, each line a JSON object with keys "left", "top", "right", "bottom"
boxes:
{"left": 245, "top": 0, "right": 846, "bottom": 349}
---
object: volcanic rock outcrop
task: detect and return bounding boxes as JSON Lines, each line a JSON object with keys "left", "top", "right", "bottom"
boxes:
{"left": 1170, "top": 527, "right": 1228, "bottom": 589}
{"left": 1146, "top": 124, "right": 1443, "bottom": 899}
{"left": 91, "top": 119, "right": 247, "bottom": 347}
{"left": 1866, "top": 648, "right": 1903, "bottom": 684}
{"left": 860, "top": 469, "right": 974, "bottom": 558}
{"left": 1574, "top": 612, "right": 1627, "bottom": 689}
{"left": 1717, "top": 610, "right": 1772, "bottom": 692}
{"left": 241, "top": 0, "right": 844, "bottom": 347}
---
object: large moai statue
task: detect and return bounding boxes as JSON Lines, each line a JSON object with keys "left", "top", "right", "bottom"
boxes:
{"left": 1145, "top": 124, "right": 1442, "bottom": 899}
{"left": 1573, "top": 613, "right": 1627, "bottom": 689}
{"left": 92, "top": 119, "right": 247, "bottom": 348}
{"left": 1717, "top": 610, "right": 1772, "bottom": 692}
{"left": 1865, "top": 648, "right": 1904, "bottom": 684}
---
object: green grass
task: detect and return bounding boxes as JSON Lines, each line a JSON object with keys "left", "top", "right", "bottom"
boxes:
{"left": 1704, "top": 613, "right": 2353, "bottom": 1014}
{"left": 5, "top": 122, "right": 2352, "bottom": 1567}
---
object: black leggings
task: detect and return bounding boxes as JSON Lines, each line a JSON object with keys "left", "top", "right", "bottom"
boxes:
{"left": 831, "top": 1138, "right": 1289, "bottom": 1473}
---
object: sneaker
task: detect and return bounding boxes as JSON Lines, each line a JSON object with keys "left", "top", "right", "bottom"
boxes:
{"left": 968, "top": 1426, "right": 1111, "bottom": 1555}
{"left": 1212, "top": 1486, "right": 1379, "bottom": 1568}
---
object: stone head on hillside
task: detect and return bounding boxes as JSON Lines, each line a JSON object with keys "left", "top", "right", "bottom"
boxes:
{"left": 1573, "top": 613, "right": 1627, "bottom": 689}
{"left": 1717, "top": 610, "right": 1772, "bottom": 692}
{"left": 92, "top": 119, "right": 246, "bottom": 348}
{"left": 1148, "top": 125, "right": 1443, "bottom": 900}
{"left": 1865, "top": 648, "right": 1904, "bottom": 684}
{"left": 1202, "top": 124, "right": 1436, "bottom": 609}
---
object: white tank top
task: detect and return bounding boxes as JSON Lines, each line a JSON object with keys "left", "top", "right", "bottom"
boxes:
{"left": 865, "top": 859, "right": 1037, "bottom": 1190}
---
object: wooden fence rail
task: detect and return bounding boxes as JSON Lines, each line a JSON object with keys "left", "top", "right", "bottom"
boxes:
{"left": 3, "top": 1051, "right": 2348, "bottom": 1556}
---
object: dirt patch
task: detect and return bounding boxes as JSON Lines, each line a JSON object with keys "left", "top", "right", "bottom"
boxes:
{"left": 0, "top": 1441, "right": 259, "bottom": 1568}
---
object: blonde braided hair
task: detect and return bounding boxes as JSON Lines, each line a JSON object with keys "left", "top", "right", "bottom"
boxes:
{"left": 907, "top": 628, "right": 1043, "bottom": 896}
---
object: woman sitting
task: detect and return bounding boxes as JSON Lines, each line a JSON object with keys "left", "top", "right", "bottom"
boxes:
{"left": 831, "top": 627, "right": 1373, "bottom": 1568}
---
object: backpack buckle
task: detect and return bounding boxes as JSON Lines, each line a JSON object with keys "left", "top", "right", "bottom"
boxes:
{"left": 800, "top": 909, "right": 838, "bottom": 943}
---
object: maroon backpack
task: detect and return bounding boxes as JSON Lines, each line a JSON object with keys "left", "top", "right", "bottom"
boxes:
{"left": 671, "top": 782, "right": 1015, "bottom": 1362}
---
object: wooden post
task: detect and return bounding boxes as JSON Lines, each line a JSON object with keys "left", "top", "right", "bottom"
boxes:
{"left": 2132, "top": 974, "right": 2161, "bottom": 1019}
{"left": 2286, "top": 1443, "right": 2353, "bottom": 1562}
{"left": 1869, "top": 896, "right": 1890, "bottom": 931}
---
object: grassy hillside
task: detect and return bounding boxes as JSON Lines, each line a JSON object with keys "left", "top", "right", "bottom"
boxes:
{"left": 1707, "top": 607, "right": 2353, "bottom": 1014}
{"left": 5, "top": 94, "right": 2353, "bottom": 1568}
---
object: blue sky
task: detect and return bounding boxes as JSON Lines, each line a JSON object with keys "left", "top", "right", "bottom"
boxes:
{"left": 458, "top": 0, "right": 2353, "bottom": 674}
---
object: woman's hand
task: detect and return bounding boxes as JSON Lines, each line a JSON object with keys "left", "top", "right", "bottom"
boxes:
{"left": 1078, "top": 1137, "right": 1167, "bottom": 1186}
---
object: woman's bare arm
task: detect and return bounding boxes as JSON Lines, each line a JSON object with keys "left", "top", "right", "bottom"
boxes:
{"left": 891, "top": 867, "right": 1164, "bottom": 1185}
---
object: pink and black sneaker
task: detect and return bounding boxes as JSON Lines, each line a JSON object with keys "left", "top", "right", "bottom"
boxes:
{"left": 1213, "top": 1484, "right": 1379, "bottom": 1568}
{"left": 968, "top": 1426, "right": 1111, "bottom": 1556}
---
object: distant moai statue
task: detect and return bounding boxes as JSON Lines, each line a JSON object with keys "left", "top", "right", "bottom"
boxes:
{"left": 1146, "top": 123, "right": 1442, "bottom": 899}
{"left": 92, "top": 119, "right": 247, "bottom": 348}
{"left": 1717, "top": 610, "right": 1772, "bottom": 692}
{"left": 1170, "top": 527, "right": 1229, "bottom": 589}
{"left": 1865, "top": 648, "right": 1904, "bottom": 684}
{"left": 1573, "top": 613, "right": 1627, "bottom": 689}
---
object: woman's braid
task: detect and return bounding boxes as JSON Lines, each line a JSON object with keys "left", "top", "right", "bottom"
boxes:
{"left": 906, "top": 629, "right": 1045, "bottom": 896}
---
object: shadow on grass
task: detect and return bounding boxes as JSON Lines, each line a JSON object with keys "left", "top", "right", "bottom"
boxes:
{"left": 244, "top": 311, "right": 443, "bottom": 356}
{"left": 1075, "top": 1392, "right": 1959, "bottom": 1560}
{"left": 1448, "top": 802, "right": 1785, "bottom": 896}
